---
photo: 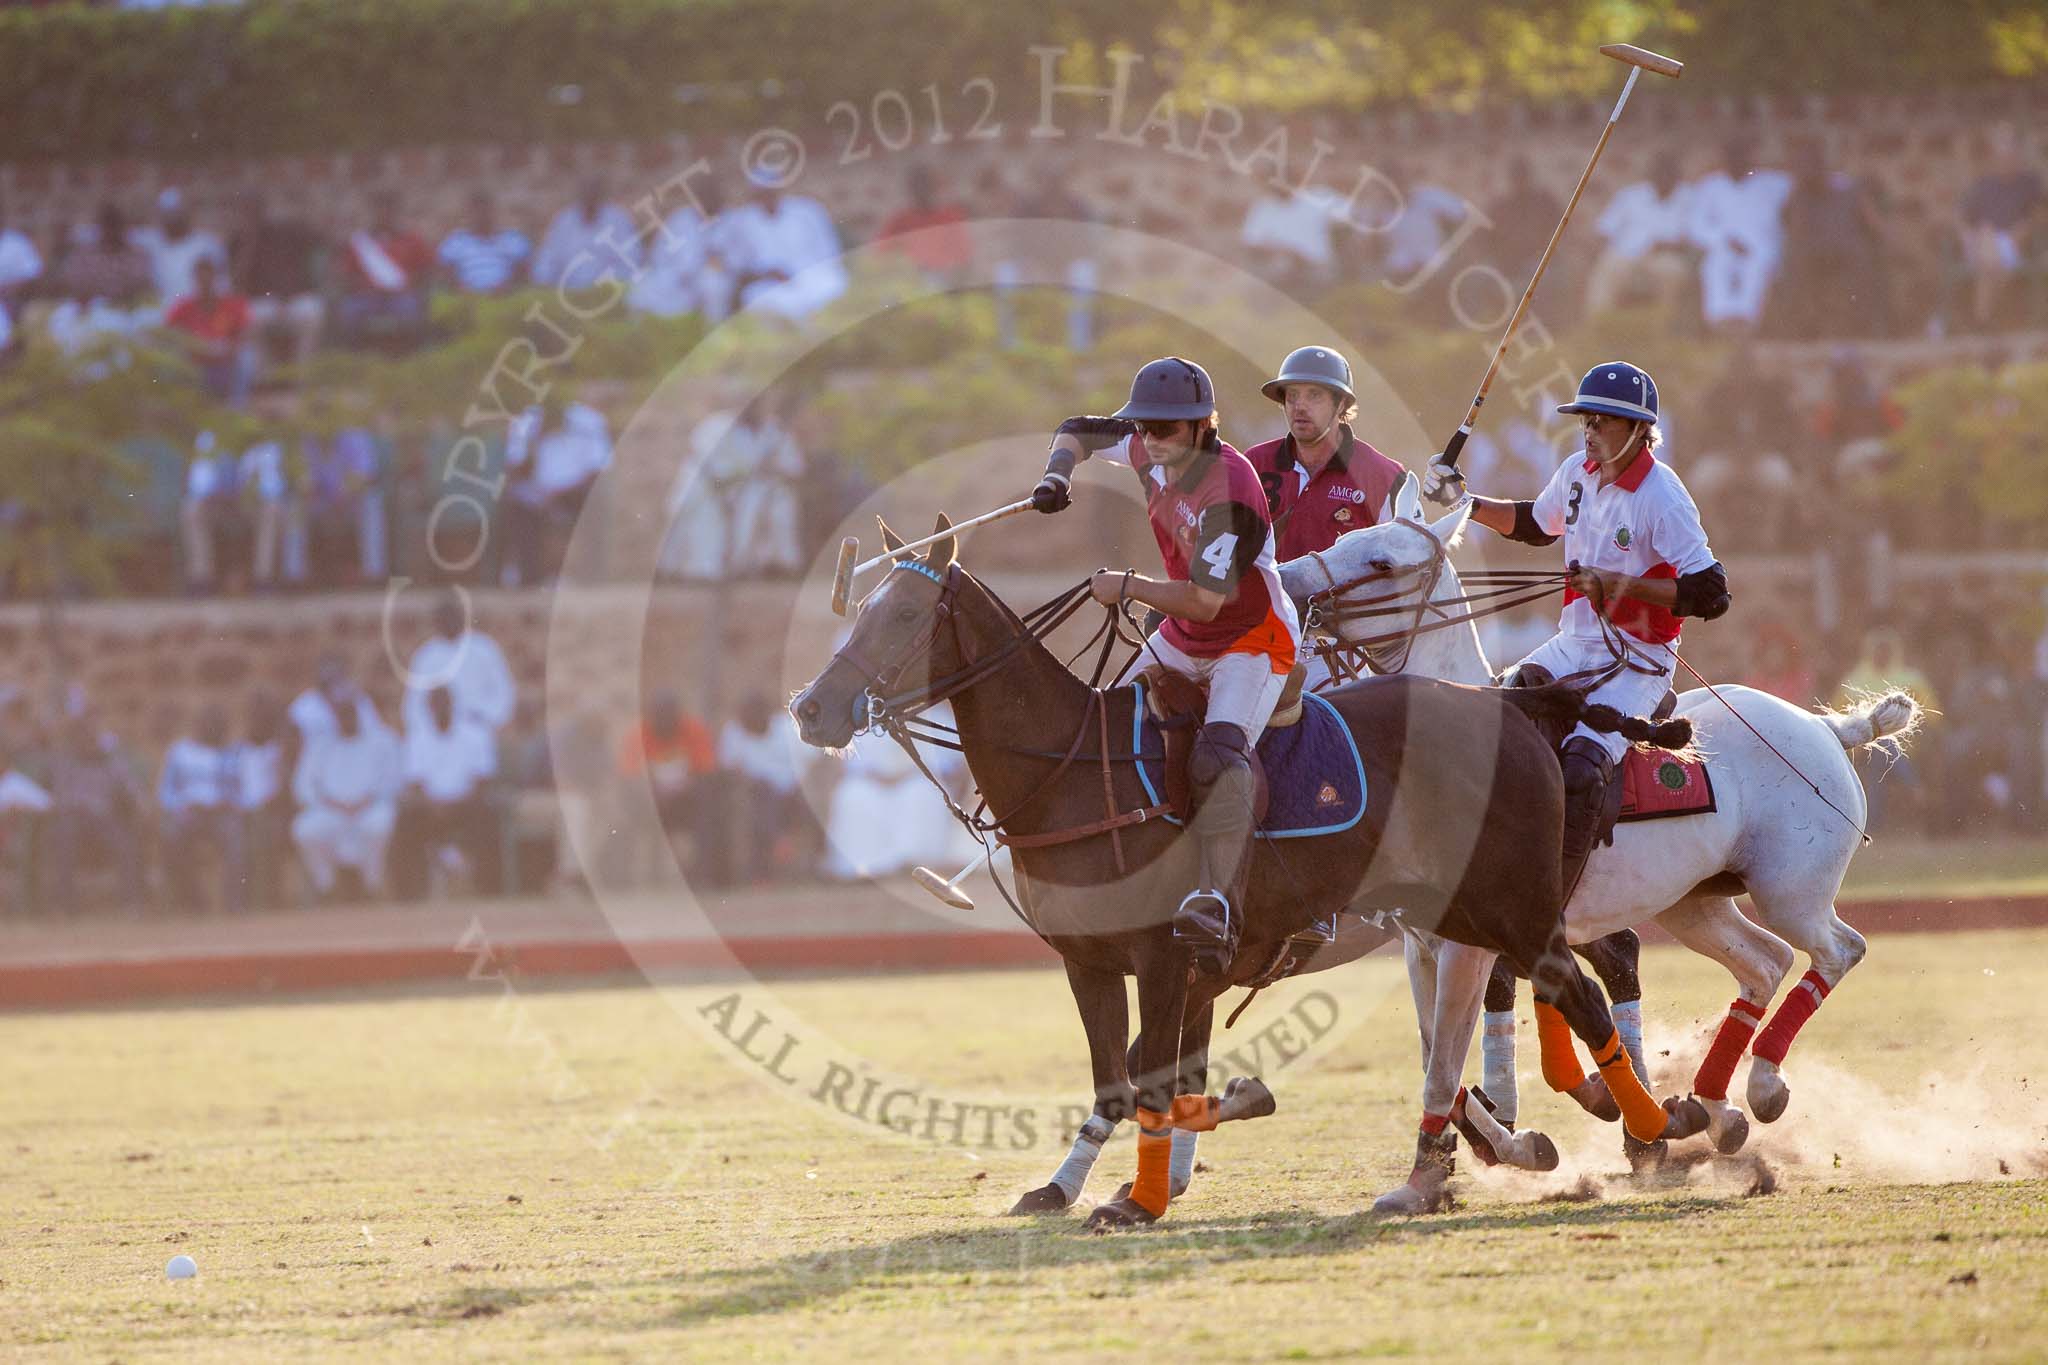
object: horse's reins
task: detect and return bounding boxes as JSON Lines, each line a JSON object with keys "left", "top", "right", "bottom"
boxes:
{"left": 842, "top": 565, "right": 1166, "bottom": 922}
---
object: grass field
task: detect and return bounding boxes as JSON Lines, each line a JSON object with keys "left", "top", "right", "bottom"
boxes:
{"left": 4, "top": 930, "right": 2046, "bottom": 1361}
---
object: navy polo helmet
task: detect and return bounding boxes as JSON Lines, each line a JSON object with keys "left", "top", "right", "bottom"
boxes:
{"left": 1113, "top": 356, "right": 1217, "bottom": 422}
{"left": 1557, "top": 361, "right": 1658, "bottom": 424}
{"left": 1261, "top": 345, "right": 1355, "bottom": 405}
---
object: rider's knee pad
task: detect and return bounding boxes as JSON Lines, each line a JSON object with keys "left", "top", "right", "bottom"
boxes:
{"left": 1560, "top": 737, "right": 1613, "bottom": 796}
{"left": 1188, "top": 722, "right": 1251, "bottom": 791}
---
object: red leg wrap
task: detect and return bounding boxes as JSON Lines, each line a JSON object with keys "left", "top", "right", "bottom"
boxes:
{"left": 1693, "top": 998, "right": 1766, "bottom": 1101}
{"left": 1420, "top": 1110, "right": 1450, "bottom": 1137}
{"left": 1752, "top": 970, "right": 1830, "bottom": 1067}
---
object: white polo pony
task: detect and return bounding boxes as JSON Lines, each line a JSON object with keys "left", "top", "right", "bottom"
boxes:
{"left": 1279, "top": 472, "right": 1921, "bottom": 1213}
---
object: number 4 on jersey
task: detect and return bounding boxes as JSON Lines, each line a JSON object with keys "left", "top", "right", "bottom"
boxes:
{"left": 1198, "top": 532, "right": 1239, "bottom": 580}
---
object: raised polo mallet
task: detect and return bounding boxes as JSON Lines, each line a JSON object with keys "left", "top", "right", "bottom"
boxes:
{"left": 911, "top": 846, "right": 1011, "bottom": 911}
{"left": 829, "top": 498, "right": 1035, "bottom": 615}
{"left": 1437, "top": 42, "right": 1683, "bottom": 478}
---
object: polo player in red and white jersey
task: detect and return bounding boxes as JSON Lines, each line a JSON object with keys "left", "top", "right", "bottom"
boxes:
{"left": 1425, "top": 359, "right": 1731, "bottom": 903}
{"left": 1031, "top": 356, "right": 1300, "bottom": 972}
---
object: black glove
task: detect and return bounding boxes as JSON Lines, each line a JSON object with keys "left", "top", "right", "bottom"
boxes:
{"left": 1031, "top": 474, "right": 1071, "bottom": 514}
{"left": 1055, "top": 415, "right": 1135, "bottom": 452}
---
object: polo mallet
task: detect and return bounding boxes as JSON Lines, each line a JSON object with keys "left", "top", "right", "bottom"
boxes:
{"left": 1438, "top": 42, "right": 1683, "bottom": 478}
{"left": 911, "top": 846, "right": 1011, "bottom": 911}
{"left": 829, "top": 498, "right": 1036, "bottom": 615}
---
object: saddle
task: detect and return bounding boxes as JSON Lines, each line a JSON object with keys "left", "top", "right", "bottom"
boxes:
{"left": 1138, "top": 663, "right": 1306, "bottom": 824}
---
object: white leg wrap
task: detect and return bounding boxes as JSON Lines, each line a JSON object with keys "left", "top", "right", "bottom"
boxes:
{"left": 1048, "top": 1115, "right": 1116, "bottom": 1201}
{"left": 1169, "top": 1128, "right": 1198, "bottom": 1195}
{"left": 1481, "top": 1011, "right": 1518, "bottom": 1127}
{"left": 1610, "top": 999, "right": 1648, "bottom": 1083}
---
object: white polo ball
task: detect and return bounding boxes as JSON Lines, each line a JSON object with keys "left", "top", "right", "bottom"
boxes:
{"left": 165, "top": 1254, "right": 198, "bottom": 1280}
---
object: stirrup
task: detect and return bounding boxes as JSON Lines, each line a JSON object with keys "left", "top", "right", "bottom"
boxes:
{"left": 1173, "top": 888, "right": 1239, "bottom": 975}
{"left": 1288, "top": 914, "right": 1338, "bottom": 949}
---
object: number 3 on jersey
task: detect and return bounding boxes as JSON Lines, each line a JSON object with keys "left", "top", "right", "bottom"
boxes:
{"left": 1565, "top": 483, "right": 1584, "bottom": 527}
{"left": 1197, "top": 531, "right": 1239, "bottom": 581}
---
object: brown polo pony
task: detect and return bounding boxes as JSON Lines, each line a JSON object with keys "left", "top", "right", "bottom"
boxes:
{"left": 790, "top": 517, "right": 1702, "bottom": 1230}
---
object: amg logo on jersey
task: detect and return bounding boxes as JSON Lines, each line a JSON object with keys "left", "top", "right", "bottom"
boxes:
{"left": 1613, "top": 524, "right": 1632, "bottom": 549}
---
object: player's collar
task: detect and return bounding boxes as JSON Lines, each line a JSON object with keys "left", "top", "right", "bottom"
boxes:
{"left": 1581, "top": 445, "right": 1655, "bottom": 492}
{"left": 1284, "top": 424, "right": 1351, "bottom": 477}
{"left": 1171, "top": 440, "right": 1220, "bottom": 491}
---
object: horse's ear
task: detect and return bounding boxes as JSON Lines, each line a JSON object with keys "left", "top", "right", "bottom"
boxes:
{"left": 1425, "top": 494, "right": 1470, "bottom": 550}
{"left": 879, "top": 518, "right": 905, "bottom": 554}
{"left": 923, "top": 511, "right": 957, "bottom": 569}
{"left": 1390, "top": 470, "right": 1422, "bottom": 524}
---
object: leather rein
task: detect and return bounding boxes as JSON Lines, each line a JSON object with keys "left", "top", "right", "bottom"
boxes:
{"left": 834, "top": 563, "right": 1167, "bottom": 891}
{"left": 1296, "top": 517, "right": 1568, "bottom": 683}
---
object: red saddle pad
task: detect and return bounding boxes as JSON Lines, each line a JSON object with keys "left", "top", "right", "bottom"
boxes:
{"left": 1618, "top": 747, "right": 1716, "bottom": 822}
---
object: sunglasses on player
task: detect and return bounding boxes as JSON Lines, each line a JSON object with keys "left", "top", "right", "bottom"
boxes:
{"left": 1136, "top": 419, "right": 1189, "bottom": 440}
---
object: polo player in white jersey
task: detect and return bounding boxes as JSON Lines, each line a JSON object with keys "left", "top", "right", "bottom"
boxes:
{"left": 1423, "top": 360, "right": 1730, "bottom": 901}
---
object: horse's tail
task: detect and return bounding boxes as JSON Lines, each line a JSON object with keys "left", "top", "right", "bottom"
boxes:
{"left": 1820, "top": 689, "right": 1924, "bottom": 752}
{"left": 1502, "top": 682, "right": 1694, "bottom": 750}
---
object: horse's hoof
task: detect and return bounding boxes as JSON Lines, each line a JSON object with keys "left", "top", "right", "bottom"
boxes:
{"left": 1624, "top": 1131, "right": 1669, "bottom": 1174}
{"left": 1371, "top": 1177, "right": 1450, "bottom": 1216}
{"left": 1008, "top": 1184, "right": 1073, "bottom": 1215}
{"left": 1220, "top": 1076, "right": 1277, "bottom": 1123}
{"left": 1707, "top": 1101, "right": 1752, "bottom": 1155}
{"left": 1747, "top": 1058, "right": 1790, "bottom": 1124}
{"left": 1568, "top": 1075, "right": 1622, "bottom": 1123}
{"left": 1658, "top": 1095, "right": 1711, "bottom": 1142}
{"left": 1083, "top": 1198, "right": 1159, "bottom": 1231}
{"left": 1520, "top": 1130, "right": 1561, "bottom": 1173}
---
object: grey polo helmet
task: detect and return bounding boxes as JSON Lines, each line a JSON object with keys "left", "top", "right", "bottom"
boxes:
{"left": 1112, "top": 357, "right": 1217, "bottom": 421}
{"left": 1261, "top": 346, "right": 1354, "bottom": 405}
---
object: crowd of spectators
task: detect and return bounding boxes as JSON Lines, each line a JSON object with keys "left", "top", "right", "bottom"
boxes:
{"left": 0, "top": 593, "right": 986, "bottom": 916}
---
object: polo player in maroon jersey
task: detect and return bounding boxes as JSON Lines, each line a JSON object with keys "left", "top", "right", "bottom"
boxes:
{"left": 1030, "top": 357, "right": 1300, "bottom": 975}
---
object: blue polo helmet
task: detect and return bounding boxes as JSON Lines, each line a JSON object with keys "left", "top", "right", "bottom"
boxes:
{"left": 1112, "top": 357, "right": 1217, "bottom": 422}
{"left": 1556, "top": 361, "right": 1658, "bottom": 423}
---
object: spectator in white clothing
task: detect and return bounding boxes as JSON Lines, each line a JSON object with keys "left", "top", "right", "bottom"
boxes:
{"left": 628, "top": 179, "right": 737, "bottom": 321}
{"left": 181, "top": 430, "right": 248, "bottom": 594}
{"left": 1585, "top": 154, "right": 1696, "bottom": 316}
{"left": 403, "top": 591, "right": 517, "bottom": 741}
{"left": 716, "top": 690, "right": 812, "bottom": 882}
{"left": 1240, "top": 186, "right": 1339, "bottom": 288}
{"left": 392, "top": 686, "right": 500, "bottom": 898}
{"left": 438, "top": 191, "right": 532, "bottom": 296}
{"left": 503, "top": 400, "right": 612, "bottom": 585}
{"left": 292, "top": 689, "right": 402, "bottom": 900}
{"left": 531, "top": 178, "right": 641, "bottom": 294}
{"left": 0, "top": 196, "right": 43, "bottom": 310}
{"left": 660, "top": 393, "right": 806, "bottom": 581}
{"left": 720, "top": 169, "right": 847, "bottom": 320}
{"left": 132, "top": 186, "right": 226, "bottom": 307}
{"left": 1380, "top": 162, "right": 1469, "bottom": 281}
{"left": 239, "top": 691, "right": 291, "bottom": 910}
{"left": 1686, "top": 137, "right": 1793, "bottom": 331}
{"left": 158, "top": 703, "right": 245, "bottom": 913}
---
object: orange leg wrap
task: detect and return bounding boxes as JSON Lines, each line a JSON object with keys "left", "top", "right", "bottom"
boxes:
{"left": 1534, "top": 1001, "right": 1587, "bottom": 1093}
{"left": 1129, "top": 1110, "right": 1174, "bottom": 1217}
{"left": 1593, "top": 1030, "right": 1669, "bottom": 1142}
{"left": 1169, "top": 1094, "right": 1220, "bottom": 1132}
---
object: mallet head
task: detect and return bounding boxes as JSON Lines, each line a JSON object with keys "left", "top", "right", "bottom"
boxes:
{"left": 829, "top": 537, "right": 859, "bottom": 616}
{"left": 912, "top": 865, "right": 976, "bottom": 911}
{"left": 1600, "top": 43, "right": 1683, "bottom": 78}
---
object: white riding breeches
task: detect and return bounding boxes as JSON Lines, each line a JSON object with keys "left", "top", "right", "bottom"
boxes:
{"left": 1136, "top": 632, "right": 1288, "bottom": 748}
{"left": 1515, "top": 632, "right": 1672, "bottom": 763}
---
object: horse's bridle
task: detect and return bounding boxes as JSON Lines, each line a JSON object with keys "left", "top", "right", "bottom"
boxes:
{"left": 1299, "top": 517, "right": 1454, "bottom": 677}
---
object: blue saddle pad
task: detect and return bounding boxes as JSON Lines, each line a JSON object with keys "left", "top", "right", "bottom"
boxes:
{"left": 1130, "top": 681, "right": 1368, "bottom": 839}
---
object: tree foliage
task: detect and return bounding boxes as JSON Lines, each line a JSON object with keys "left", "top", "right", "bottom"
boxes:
{"left": 1, "top": 0, "right": 2042, "bottom": 163}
